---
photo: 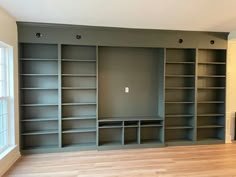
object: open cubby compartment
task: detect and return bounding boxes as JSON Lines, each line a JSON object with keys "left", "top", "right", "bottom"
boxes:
{"left": 197, "top": 116, "right": 225, "bottom": 127}
{"left": 197, "top": 77, "right": 225, "bottom": 87}
{"left": 98, "top": 46, "right": 164, "bottom": 119}
{"left": 141, "top": 127, "right": 163, "bottom": 144}
{"left": 165, "top": 63, "right": 195, "bottom": 75}
{"left": 62, "top": 105, "right": 96, "bottom": 118}
{"left": 61, "top": 45, "right": 96, "bottom": 60}
{"left": 198, "top": 64, "right": 226, "bottom": 76}
{"left": 124, "top": 127, "right": 139, "bottom": 144}
{"left": 99, "top": 121, "right": 123, "bottom": 128}
{"left": 62, "top": 90, "right": 96, "bottom": 103}
{"left": 165, "top": 89, "right": 195, "bottom": 102}
{"left": 20, "top": 43, "right": 58, "bottom": 59}
{"left": 62, "top": 132, "right": 96, "bottom": 147}
{"left": 165, "top": 116, "right": 194, "bottom": 127}
{"left": 21, "top": 134, "right": 59, "bottom": 150}
{"left": 124, "top": 120, "right": 139, "bottom": 127}
{"left": 62, "top": 62, "right": 96, "bottom": 75}
{"left": 21, "top": 75, "right": 58, "bottom": 89}
{"left": 20, "top": 60, "right": 58, "bottom": 75}
{"left": 21, "top": 90, "right": 58, "bottom": 105}
{"left": 165, "top": 77, "right": 195, "bottom": 87}
{"left": 197, "top": 127, "right": 224, "bottom": 141}
{"left": 166, "top": 48, "right": 196, "bottom": 62}
{"left": 21, "top": 121, "right": 58, "bottom": 134}
{"left": 62, "top": 119, "right": 96, "bottom": 132}
{"left": 140, "top": 120, "right": 163, "bottom": 127}
{"left": 165, "top": 128, "right": 194, "bottom": 142}
{"left": 99, "top": 128, "right": 123, "bottom": 146}
{"left": 198, "top": 49, "right": 226, "bottom": 63}
{"left": 21, "top": 106, "right": 58, "bottom": 121}
{"left": 197, "top": 103, "right": 225, "bottom": 115}
{"left": 197, "top": 89, "right": 225, "bottom": 102}
{"left": 62, "top": 76, "right": 96, "bottom": 88}
{"left": 165, "top": 104, "right": 194, "bottom": 116}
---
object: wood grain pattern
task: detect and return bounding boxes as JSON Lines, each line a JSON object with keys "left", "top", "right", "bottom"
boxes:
{"left": 4, "top": 144, "right": 236, "bottom": 177}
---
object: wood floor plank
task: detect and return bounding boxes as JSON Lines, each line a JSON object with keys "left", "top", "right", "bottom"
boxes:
{"left": 4, "top": 144, "right": 236, "bottom": 177}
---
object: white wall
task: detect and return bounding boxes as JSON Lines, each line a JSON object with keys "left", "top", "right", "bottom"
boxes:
{"left": 226, "top": 36, "right": 236, "bottom": 143}
{"left": 0, "top": 7, "right": 20, "bottom": 177}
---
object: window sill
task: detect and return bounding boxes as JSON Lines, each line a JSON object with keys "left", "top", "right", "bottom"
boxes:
{"left": 0, "top": 145, "right": 17, "bottom": 160}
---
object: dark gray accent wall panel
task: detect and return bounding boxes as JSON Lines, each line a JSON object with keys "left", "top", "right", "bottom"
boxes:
{"left": 17, "top": 23, "right": 228, "bottom": 49}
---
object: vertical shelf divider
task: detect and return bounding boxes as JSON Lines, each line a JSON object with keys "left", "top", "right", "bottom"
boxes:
{"left": 194, "top": 48, "right": 198, "bottom": 142}
{"left": 58, "top": 44, "right": 62, "bottom": 148}
{"left": 96, "top": 46, "right": 99, "bottom": 147}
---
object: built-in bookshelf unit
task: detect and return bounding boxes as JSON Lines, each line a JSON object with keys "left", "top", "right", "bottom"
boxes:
{"left": 18, "top": 23, "right": 227, "bottom": 153}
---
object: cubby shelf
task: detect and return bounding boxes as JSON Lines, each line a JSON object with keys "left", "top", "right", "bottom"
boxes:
{"left": 197, "top": 114, "right": 224, "bottom": 117}
{"left": 62, "top": 128, "right": 96, "bottom": 134}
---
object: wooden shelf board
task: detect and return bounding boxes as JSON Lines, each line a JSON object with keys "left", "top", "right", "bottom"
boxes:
{"left": 22, "top": 130, "right": 58, "bottom": 136}
{"left": 62, "top": 87, "right": 96, "bottom": 90}
{"left": 98, "top": 116, "right": 163, "bottom": 122}
{"left": 62, "top": 116, "right": 96, "bottom": 120}
{"left": 21, "top": 104, "right": 58, "bottom": 107}
{"left": 140, "top": 140, "right": 162, "bottom": 144}
{"left": 198, "top": 62, "right": 226, "bottom": 65}
{"left": 198, "top": 75, "right": 225, "bottom": 78}
{"left": 141, "top": 124, "right": 163, "bottom": 127}
{"left": 63, "top": 143, "right": 96, "bottom": 148}
{"left": 99, "top": 126, "right": 123, "bottom": 129}
{"left": 20, "top": 74, "right": 58, "bottom": 76}
{"left": 62, "top": 128, "right": 96, "bottom": 134}
{"left": 197, "top": 101, "right": 224, "bottom": 104}
{"left": 21, "top": 118, "right": 58, "bottom": 122}
{"left": 198, "top": 87, "right": 225, "bottom": 89}
{"left": 165, "top": 115, "right": 194, "bottom": 118}
{"left": 166, "top": 62, "right": 195, "bottom": 64}
{"left": 62, "top": 74, "right": 96, "bottom": 77}
{"left": 165, "top": 126, "right": 193, "bottom": 129}
{"left": 20, "top": 58, "right": 58, "bottom": 61}
{"left": 99, "top": 141, "right": 122, "bottom": 146}
{"left": 165, "top": 102, "right": 194, "bottom": 104}
{"left": 197, "top": 125, "right": 224, "bottom": 128}
{"left": 21, "top": 88, "right": 58, "bottom": 90}
{"left": 62, "top": 59, "right": 96, "bottom": 62}
{"left": 197, "top": 114, "right": 224, "bottom": 117}
{"left": 62, "top": 103, "right": 96, "bottom": 106}
{"left": 165, "top": 87, "right": 194, "bottom": 89}
{"left": 166, "top": 75, "right": 195, "bottom": 78}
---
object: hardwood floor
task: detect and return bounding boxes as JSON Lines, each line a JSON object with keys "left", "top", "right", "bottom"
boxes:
{"left": 4, "top": 144, "right": 236, "bottom": 177}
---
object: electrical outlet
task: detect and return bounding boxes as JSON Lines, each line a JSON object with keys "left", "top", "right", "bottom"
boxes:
{"left": 125, "top": 87, "right": 129, "bottom": 93}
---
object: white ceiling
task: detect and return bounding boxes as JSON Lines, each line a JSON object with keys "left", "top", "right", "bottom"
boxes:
{"left": 0, "top": 0, "right": 236, "bottom": 32}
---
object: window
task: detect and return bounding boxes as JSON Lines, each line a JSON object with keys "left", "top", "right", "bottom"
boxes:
{"left": 0, "top": 42, "right": 14, "bottom": 154}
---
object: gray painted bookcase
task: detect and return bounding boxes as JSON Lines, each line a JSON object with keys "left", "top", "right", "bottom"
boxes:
{"left": 18, "top": 23, "right": 227, "bottom": 154}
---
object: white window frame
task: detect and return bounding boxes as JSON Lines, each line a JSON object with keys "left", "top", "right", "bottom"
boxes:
{"left": 0, "top": 41, "right": 14, "bottom": 155}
